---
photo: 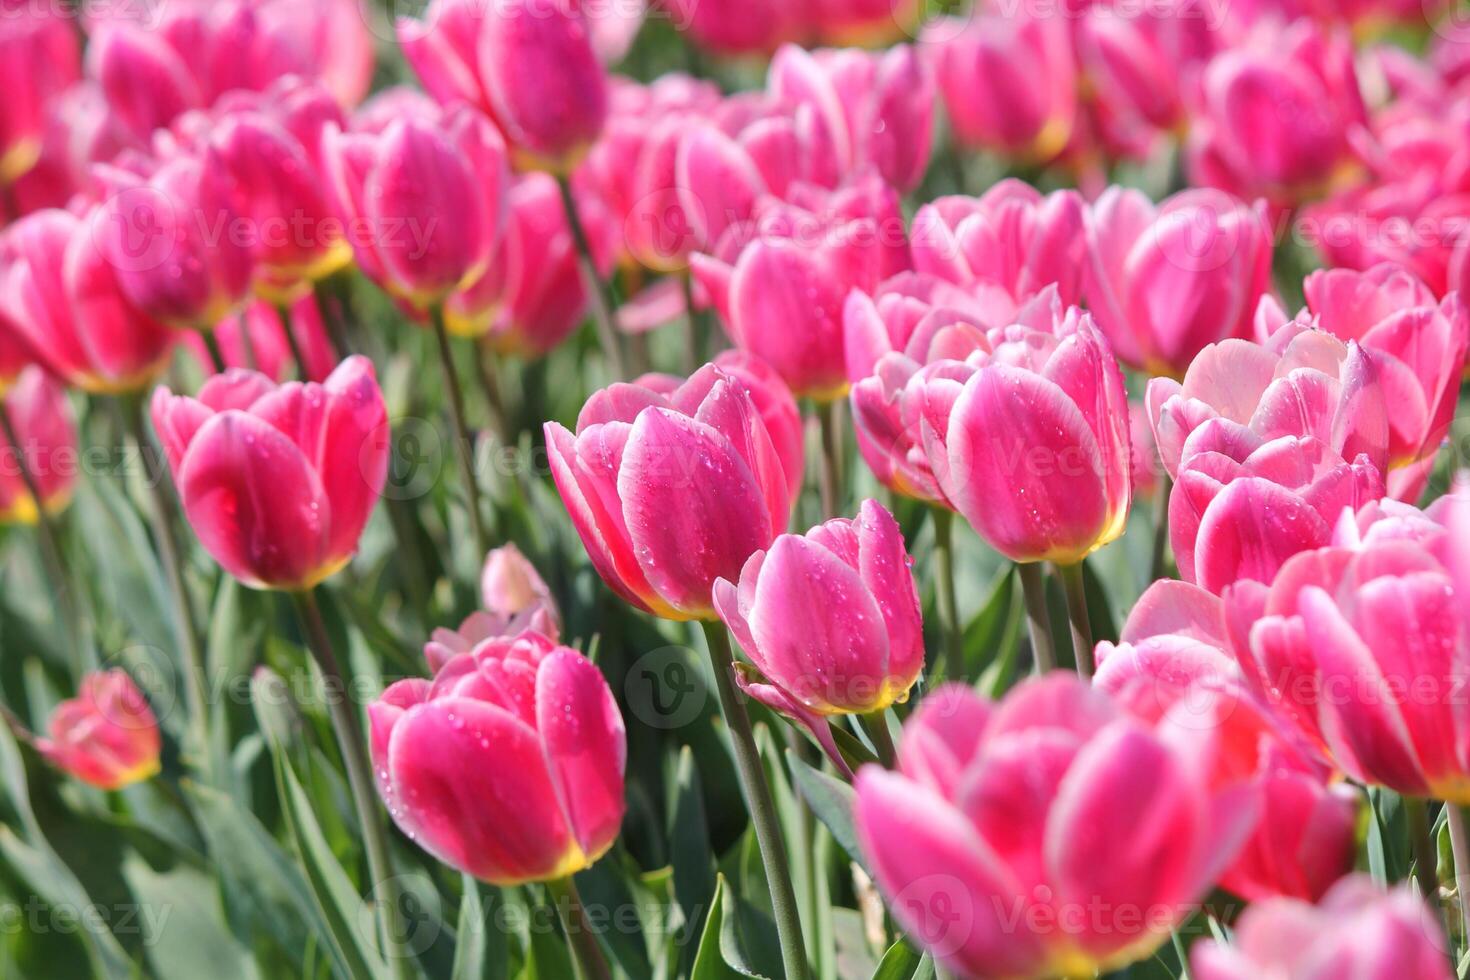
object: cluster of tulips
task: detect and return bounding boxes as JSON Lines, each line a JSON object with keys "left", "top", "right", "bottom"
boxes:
{"left": 6, "top": 0, "right": 1470, "bottom": 978}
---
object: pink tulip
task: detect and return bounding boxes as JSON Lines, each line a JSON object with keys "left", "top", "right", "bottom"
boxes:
{"left": 1129, "top": 403, "right": 1163, "bottom": 500}
{"left": 245, "top": 0, "right": 375, "bottom": 109}
{"left": 913, "top": 298, "right": 1132, "bottom": 564}
{"left": 1187, "top": 21, "right": 1368, "bottom": 209}
{"left": 922, "top": 10, "right": 1076, "bottom": 162}
{"left": 1075, "top": 0, "right": 1219, "bottom": 137}
{"left": 767, "top": 45, "right": 935, "bottom": 194}
{"left": 660, "top": 0, "right": 805, "bottom": 56}
{"left": 714, "top": 498, "right": 923, "bottom": 722}
{"left": 322, "top": 107, "right": 507, "bottom": 309}
{"left": 481, "top": 543, "right": 559, "bottom": 625}
{"left": 1094, "top": 580, "right": 1241, "bottom": 694}
{"left": 911, "top": 181, "right": 1087, "bottom": 307}
{"left": 370, "top": 632, "right": 625, "bottom": 884}
{"left": 1225, "top": 504, "right": 1470, "bottom": 802}
{"left": 1298, "top": 264, "right": 1470, "bottom": 500}
{"left": 0, "top": 208, "right": 176, "bottom": 394}
{"left": 854, "top": 675, "right": 1257, "bottom": 979}
{"left": 808, "top": 0, "right": 924, "bottom": 46}
{"left": 0, "top": 368, "right": 77, "bottom": 526}
{"left": 6, "top": 82, "right": 138, "bottom": 218}
{"left": 0, "top": 6, "right": 80, "bottom": 186}
{"left": 150, "top": 355, "right": 389, "bottom": 591}
{"left": 1192, "top": 876, "right": 1451, "bottom": 980}
{"left": 36, "top": 670, "right": 162, "bottom": 791}
{"left": 545, "top": 363, "right": 791, "bottom": 621}
{"left": 1084, "top": 187, "right": 1273, "bottom": 376}
{"left": 423, "top": 607, "right": 562, "bottom": 674}
{"left": 187, "top": 298, "right": 338, "bottom": 383}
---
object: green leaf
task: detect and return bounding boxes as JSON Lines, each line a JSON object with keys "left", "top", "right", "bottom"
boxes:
{"left": 691, "top": 875, "right": 769, "bottom": 980}
{"left": 871, "top": 939, "right": 923, "bottom": 980}
{"left": 786, "top": 751, "right": 869, "bottom": 877}
{"left": 960, "top": 567, "right": 1015, "bottom": 681}
{"left": 668, "top": 745, "right": 715, "bottom": 940}
{"left": 452, "top": 876, "right": 509, "bottom": 980}
{"left": 121, "top": 852, "right": 257, "bottom": 980}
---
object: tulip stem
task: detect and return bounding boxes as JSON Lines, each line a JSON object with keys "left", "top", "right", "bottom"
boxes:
{"left": 862, "top": 712, "right": 896, "bottom": 768}
{"left": 1447, "top": 803, "right": 1470, "bottom": 943}
{"left": 1150, "top": 474, "right": 1173, "bottom": 582}
{"left": 275, "top": 303, "right": 310, "bottom": 381}
{"left": 237, "top": 314, "right": 260, "bottom": 372}
{"left": 817, "top": 400, "right": 844, "bottom": 519}
{"left": 200, "top": 330, "right": 227, "bottom": 374}
{"left": 556, "top": 174, "right": 625, "bottom": 379}
{"left": 700, "top": 622, "right": 811, "bottom": 980}
{"left": 1016, "top": 562, "right": 1056, "bottom": 674}
{"left": 429, "top": 304, "right": 490, "bottom": 560}
{"left": 121, "top": 394, "right": 212, "bottom": 781}
{"left": 0, "top": 402, "right": 85, "bottom": 674}
{"left": 931, "top": 508, "right": 964, "bottom": 681}
{"left": 1057, "top": 562, "right": 1094, "bottom": 679}
{"left": 680, "top": 272, "right": 701, "bottom": 374}
{"left": 1406, "top": 797, "right": 1441, "bottom": 909}
{"left": 546, "top": 876, "right": 612, "bottom": 980}
{"left": 292, "top": 588, "right": 410, "bottom": 979}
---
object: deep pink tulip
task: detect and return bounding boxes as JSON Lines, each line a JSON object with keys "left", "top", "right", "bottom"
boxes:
{"left": 187, "top": 298, "right": 338, "bottom": 383}
{"left": 923, "top": 10, "right": 1076, "bottom": 162}
{"left": 6, "top": 82, "right": 137, "bottom": 218}
{"left": 150, "top": 356, "right": 389, "bottom": 591}
{"left": 423, "top": 606, "right": 562, "bottom": 674}
{"left": 370, "top": 632, "right": 625, "bottom": 885}
{"left": 714, "top": 498, "right": 923, "bottom": 721}
{"left": 855, "top": 675, "right": 1257, "bottom": 979}
{"left": 911, "top": 181, "right": 1087, "bottom": 307}
{"left": 1129, "top": 403, "right": 1162, "bottom": 500}
{"left": 1188, "top": 21, "right": 1368, "bottom": 209}
{"left": 545, "top": 364, "right": 791, "bottom": 621}
{"left": 481, "top": 543, "right": 559, "bottom": 627}
{"left": 767, "top": 44, "right": 934, "bottom": 195}
{"left": 0, "top": 208, "right": 176, "bottom": 394}
{"left": 1075, "top": 0, "right": 1218, "bottom": 137}
{"left": 1298, "top": 264, "right": 1470, "bottom": 499}
{"left": 1084, "top": 187, "right": 1273, "bottom": 376}
{"left": 0, "top": 367, "right": 77, "bottom": 526}
{"left": 322, "top": 107, "right": 507, "bottom": 310}
{"left": 36, "top": 670, "right": 162, "bottom": 791}
{"left": 913, "top": 299, "right": 1132, "bottom": 564}
{"left": 1193, "top": 876, "right": 1451, "bottom": 980}
{"left": 1094, "top": 579, "right": 1241, "bottom": 694}
{"left": 92, "top": 156, "right": 256, "bottom": 331}
{"left": 660, "top": 0, "right": 805, "bottom": 55}
{"left": 1225, "top": 503, "right": 1470, "bottom": 802}
{"left": 0, "top": 7, "right": 80, "bottom": 186}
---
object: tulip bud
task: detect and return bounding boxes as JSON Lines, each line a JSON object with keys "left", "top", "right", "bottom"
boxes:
{"left": 36, "top": 670, "right": 162, "bottom": 791}
{"left": 481, "top": 543, "right": 559, "bottom": 624}
{"left": 370, "top": 632, "right": 626, "bottom": 885}
{"left": 855, "top": 675, "right": 1258, "bottom": 979}
{"left": 1192, "top": 876, "right": 1451, "bottom": 980}
{"left": 150, "top": 356, "right": 389, "bottom": 591}
{"left": 545, "top": 364, "right": 791, "bottom": 621}
{"left": 0, "top": 368, "right": 77, "bottom": 526}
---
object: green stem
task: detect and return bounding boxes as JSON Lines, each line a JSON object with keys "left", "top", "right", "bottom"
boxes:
{"left": 0, "top": 402, "right": 85, "bottom": 673}
{"left": 429, "top": 305, "right": 490, "bottom": 559}
{"left": 472, "top": 344, "right": 508, "bottom": 444}
{"left": 1447, "top": 803, "right": 1470, "bottom": 943}
{"left": 275, "top": 303, "right": 310, "bottom": 380}
{"left": 1406, "top": 797, "right": 1442, "bottom": 910}
{"left": 931, "top": 507, "right": 963, "bottom": 682}
{"left": 1150, "top": 473, "right": 1173, "bottom": 582}
{"left": 236, "top": 313, "right": 260, "bottom": 371}
{"left": 679, "top": 272, "right": 701, "bottom": 374}
{"left": 1057, "top": 562, "right": 1094, "bottom": 679}
{"left": 700, "top": 622, "right": 811, "bottom": 980}
{"left": 1016, "top": 562, "right": 1056, "bottom": 674}
{"left": 122, "top": 394, "right": 212, "bottom": 780}
{"left": 292, "top": 588, "right": 409, "bottom": 979}
{"left": 556, "top": 175, "right": 625, "bottom": 379}
{"left": 545, "top": 876, "right": 612, "bottom": 980}
{"left": 862, "top": 711, "right": 896, "bottom": 768}
{"left": 312, "top": 279, "right": 353, "bottom": 362}
{"left": 817, "top": 400, "right": 844, "bottom": 519}
{"left": 200, "top": 330, "right": 227, "bottom": 374}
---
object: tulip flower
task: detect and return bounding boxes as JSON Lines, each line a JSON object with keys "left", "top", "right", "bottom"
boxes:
{"left": 424, "top": 606, "right": 561, "bottom": 674}
{"left": 1075, "top": 1, "right": 1219, "bottom": 138}
{"left": 1084, "top": 188, "right": 1273, "bottom": 376}
{"left": 0, "top": 368, "right": 77, "bottom": 526}
{"left": 913, "top": 300, "right": 1132, "bottom": 565}
{"left": 922, "top": 9, "right": 1076, "bottom": 163}
{"left": 6, "top": 82, "right": 137, "bottom": 218}
{"left": 370, "top": 632, "right": 626, "bottom": 885}
{"left": 187, "top": 298, "right": 338, "bottom": 383}
{"left": 1187, "top": 21, "right": 1368, "bottom": 209}
{"left": 0, "top": 208, "right": 176, "bottom": 394}
{"left": 910, "top": 181, "right": 1087, "bottom": 307}
{"left": 808, "top": 0, "right": 924, "bottom": 46}
{"left": 1298, "top": 264, "right": 1470, "bottom": 500}
{"left": 322, "top": 107, "right": 507, "bottom": 310}
{"left": 714, "top": 498, "right": 924, "bottom": 721}
{"left": 1192, "top": 876, "right": 1451, "bottom": 980}
{"left": 0, "top": 7, "right": 80, "bottom": 186}
{"left": 660, "top": 0, "right": 805, "bottom": 56}
{"left": 545, "top": 363, "right": 790, "bottom": 621}
{"left": 855, "top": 675, "right": 1257, "bottom": 980}
{"left": 36, "top": 670, "right": 162, "bottom": 791}
{"left": 481, "top": 543, "right": 559, "bottom": 625}
{"left": 150, "top": 356, "right": 389, "bottom": 591}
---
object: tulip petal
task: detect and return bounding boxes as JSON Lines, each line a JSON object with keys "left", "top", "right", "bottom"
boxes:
{"left": 536, "top": 649, "right": 626, "bottom": 860}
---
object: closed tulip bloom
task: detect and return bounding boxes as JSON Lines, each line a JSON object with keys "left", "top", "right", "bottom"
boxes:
{"left": 855, "top": 675, "right": 1257, "bottom": 980}
{"left": 481, "top": 543, "right": 559, "bottom": 624}
{"left": 660, "top": 0, "right": 805, "bottom": 56}
{"left": 0, "top": 7, "right": 80, "bottom": 186}
{"left": 714, "top": 499, "right": 923, "bottom": 717}
{"left": 923, "top": 10, "right": 1076, "bottom": 162}
{"left": 545, "top": 364, "right": 791, "bottom": 621}
{"left": 36, "top": 670, "right": 162, "bottom": 791}
{"left": 322, "top": 108, "right": 507, "bottom": 309}
{"left": 1192, "top": 876, "right": 1451, "bottom": 980}
{"left": 911, "top": 181, "right": 1087, "bottom": 307}
{"left": 1075, "top": 1, "right": 1218, "bottom": 137}
{"left": 0, "top": 368, "right": 77, "bottom": 526}
{"left": 150, "top": 355, "right": 389, "bottom": 591}
{"left": 916, "top": 301, "right": 1132, "bottom": 564}
{"left": 370, "top": 632, "right": 625, "bottom": 885}
{"left": 1300, "top": 264, "right": 1470, "bottom": 499}
{"left": 0, "top": 209, "right": 175, "bottom": 394}
{"left": 1084, "top": 188, "right": 1273, "bottom": 376}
